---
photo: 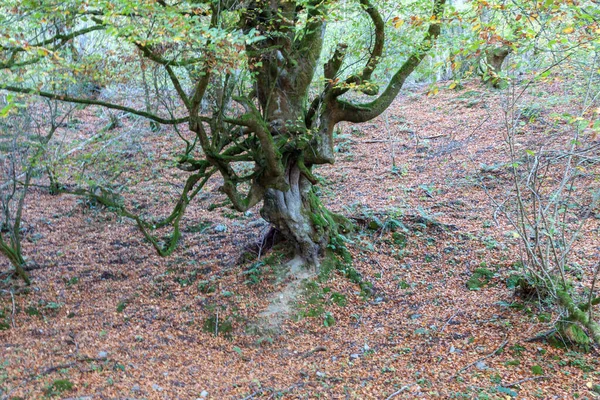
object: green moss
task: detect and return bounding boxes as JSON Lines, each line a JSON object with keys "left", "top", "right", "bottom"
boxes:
{"left": 466, "top": 268, "right": 495, "bottom": 291}
{"left": 554, "top": 323, "right": 591, "bottom": 353}
{"left": 392, "top": 232, "right": 407, "bottom": 248}
{"left": 46, "top": 379, "right": 74, "bottom": 395}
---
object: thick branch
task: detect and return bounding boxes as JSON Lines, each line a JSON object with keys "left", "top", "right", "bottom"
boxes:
{"left": 0, "top": 85, "right": 189, "bottom": 125}
{"left": 336, "top": 0, "right": 446, "bottom": 123}
{"left": 0, "top": 23, "right": 105, "bottom": 53}
{"left": 134, "top": 42, "right": 203, "bottom": 67}
{"left": 324, "top": 43, "right": 348, "bottom": 80}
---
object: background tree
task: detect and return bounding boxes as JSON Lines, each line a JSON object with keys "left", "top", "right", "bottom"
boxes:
{"left": 0, "top": 95, "right": 73, "bottom": 284}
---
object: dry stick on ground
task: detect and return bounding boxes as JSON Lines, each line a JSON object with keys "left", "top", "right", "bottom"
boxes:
{"left": 418, "top": 133, "right": 448, "bottom": 140}
{"left": 504, "top": 375, "right": 548, "bottom": 388}
{"left": 360, "top": 139, "right": 405, "bottom": 144}
{"left": 588, "top": 261, "right": 600, "bottom": 323}
{"left": 385, "top": 384, "right": 414, "bottom": 400}
{"left": 240, "top": 390, "right": 262, "bottom": 400}
{"left": 300, "top": 345, "right": 327, "bottom": 358}
{"left": 9, "top": 289, "right": 15, "bottom": 328}
{"left": 440, "top": 309, "right": 462, "bottom": 333}
{"left": 524, "top": 329, "right": 557, "bottom": 343}
{"left": 450, "top": 338, "right": 509, "bottom": 381}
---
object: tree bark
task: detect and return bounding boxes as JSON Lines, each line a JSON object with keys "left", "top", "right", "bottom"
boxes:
{"left": 481, "top": 46, "right": 511, "bottom": 88}
{"left": 260, "top": 161, "right": 325, "bottom": 265}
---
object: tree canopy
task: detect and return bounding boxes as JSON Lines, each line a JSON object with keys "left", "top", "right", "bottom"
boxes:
{"left": 0, "top": 0, "right": 447, "bottom": 264}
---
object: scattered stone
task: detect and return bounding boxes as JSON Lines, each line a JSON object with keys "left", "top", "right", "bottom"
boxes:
{"left": 449, "top": 345, "right": 462, "bottom": 354}
{"left": 213, "top": 224, "right": 227, "bottom": 233}
{"left": 350, "top": 353, "right": 360, "bottom": 360}
{"left": 97, "top": 351, "right": 108, "bottom": 359}
{"left": 372, "top": 297, "right": 384, "bottom": 305}
{"left": 28, "top": 233, "right": 44, "bottom": 242}
{"left": 475, "top": 361, "right": 488, "bottom": 370}
{"left": 247, "top": 219, "right": 267, "bottom": 228}
{"left": 152, "top": 383, "right": 163, "bottom": 392}
{"left": 199, "top": 390, "right": 209, "bottom": 397}
{"left": 316, "top": 371, "right": 326, "bottom": 378}
{"left": 131, "top": 384, "right": 140, "bottom": 392}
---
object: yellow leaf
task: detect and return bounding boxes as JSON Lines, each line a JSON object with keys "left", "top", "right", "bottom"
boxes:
{"left": 587, "top": 382, "right": 593, "bottom": 389}
{"left": 563, "top": 26, "right": 574, "bottom": 34}
{"left": 394, "top": 19, "right": 404, "bottom": 28}
{"left": 448, "top": 82, "right": 457, "bottom": 89}
{"left": 428, "top": 86, "right": 439, "bottom": 96}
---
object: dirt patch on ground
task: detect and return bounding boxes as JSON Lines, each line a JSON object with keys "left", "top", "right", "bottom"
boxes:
{"left": 254, "top": 256, "right": 317, "bottom": 333}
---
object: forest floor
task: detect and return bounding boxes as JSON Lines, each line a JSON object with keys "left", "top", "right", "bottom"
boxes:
{"left": 1, "top": 78, "right": 600, "bottom": 399}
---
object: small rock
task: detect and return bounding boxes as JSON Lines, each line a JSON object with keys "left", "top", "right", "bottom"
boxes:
{"left": 97, "top": 351, "right": 108, "bottom": 359}
{"left": 373, "top": 297, "right": 384, "bottom": 305}
{"left": 363, "top": 343, "right": 370, "bottom": 351}
{"left": 247, "top": 219, "right": 267, "bottom": 228}
{"left": 28, "top": 233, "right": 44, "bottom": 242}
{"left": 131, "top": 384, "right": 141, "bottom": 392}
{"left": 350, "top": 353, "right": 360, "bottom": 359}
{"left": 449, "top": 345, "right": 463, "bottom": 354}
{"left": 475, "top": 361, "right": 487, "bottom": 370}
{"left": 152, "top": 383, "right": 163, "bottom": 392}
{"left": 213, "top": 224, "right": 227, "bottom": 233}
{"left": 316, "top": 371, "right": 326, "bottom": 378}
{"left": 199, "top": 390, "right": 209, "bottom": 397}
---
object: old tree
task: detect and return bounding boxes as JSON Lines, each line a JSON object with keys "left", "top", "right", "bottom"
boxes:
{"left": 1, "top": 0, "right": 445, "bottom": 268}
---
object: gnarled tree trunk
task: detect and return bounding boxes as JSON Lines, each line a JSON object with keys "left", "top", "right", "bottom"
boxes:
{"left": 261, "top": 162, "right": 323, "bottom": 265}
{"left": 260, "top": 157, "right": 351, "bottom": 266}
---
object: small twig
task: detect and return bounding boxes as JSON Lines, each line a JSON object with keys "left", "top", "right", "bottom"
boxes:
{"left": 266, "top": 383, "right": 302, "bottom": 400}
{"left": 9, "top": 289, "right": 16, "bottom": 329}
{"left": 360, "top": 139, "right": 404, "bottom": 144}
{"left": 450, "top": 338, "right": 509, "bottom": 380}
{"left": 40, "top": 362, "right": 78, "bottom": 375}
{"left": 440, "top": 310, "right": 461, "bottom": 333}
{"left": 300, "top": 345, "right": 327, "bottom": 358}
{"left": 504, "top": 375, "right": 548, "bottom": 387}
{"left": 215, "top": 311, "right": 219, "bottom": 336}
{"left": 240, "top": 390, "right": 262, "bottom": 400}
{"left": 524, "top": 329, "right": 556, "bottom": 343}
{"left": 588, "top": 261, "right": 600, "bottom": 323}
{"left": 385, "top": 384, "right": 413, "bottom": 400}
{"left": 418, "top": 133, "right": 448, "bottom": 140}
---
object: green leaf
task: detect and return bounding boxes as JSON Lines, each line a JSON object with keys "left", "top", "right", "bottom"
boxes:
{"left": 323, "top": 312, "right": 335, "bottom": 327}
{"left": 496, "top": 386, "right": 518, "bottom": 397}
